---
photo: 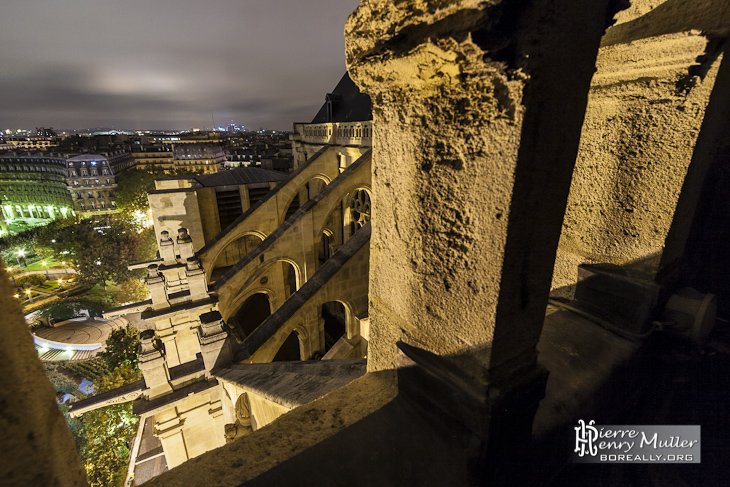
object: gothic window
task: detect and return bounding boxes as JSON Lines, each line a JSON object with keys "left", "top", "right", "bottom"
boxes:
{"left": 348, "top": 189, "right": 371, "bottom": 232}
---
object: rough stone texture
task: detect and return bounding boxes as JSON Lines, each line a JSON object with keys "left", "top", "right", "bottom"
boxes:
{"left": 216, "top": 359, "right": 366, "bottom": 409}
{"left": 347, "top": 0, "right": 623, "bottom": 373}
{"left": 0, "top": 262, "right": 88, "bottom": 487}
{"left": 143, "top": 370, "right": 398, "bottom": 487}
{"left": 552, "top": 3, "right": 725, "bottom": 294}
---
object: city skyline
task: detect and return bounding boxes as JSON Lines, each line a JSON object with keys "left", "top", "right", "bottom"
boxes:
{"left": 0, "top": 0, "right": 359, "bottom": 132}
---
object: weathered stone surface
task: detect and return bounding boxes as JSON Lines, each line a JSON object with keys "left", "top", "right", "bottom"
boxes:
{"left": 347, "top": 0, "right": 624, "bottom": 373}
{"left": 0, "top": 262, "right": 88, "bottom": 487}
{"left": 552, "top": 26, "right": 723, "bottom": 293}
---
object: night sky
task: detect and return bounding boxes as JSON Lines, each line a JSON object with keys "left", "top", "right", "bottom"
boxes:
{"left": 0, "top": 0, "right": 360, "bottom": 132}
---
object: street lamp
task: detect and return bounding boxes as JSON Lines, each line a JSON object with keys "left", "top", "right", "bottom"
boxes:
{"left": 42, "top": 261, "right": 49, "bottom": 280}
{"left": 57, "top": 278, "right": 63, "bottom": 289}
{"left": 16, "top": 249, "right": 25, "bottom": 267}
{"left": 25, "top": 289, "right": 32, "bottom": 302}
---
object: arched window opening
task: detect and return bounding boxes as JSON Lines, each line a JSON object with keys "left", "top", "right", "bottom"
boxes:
{"left": 346, "top": 189, "right": 371, "bottom": 239}
{"left": 307, "top": 178, "right": 326, "bottom": 200}
{"left": 319, "top": 231, "right": 332, "bottom": 266}
{"left": 233, "top": 293, "right": 271, "bottom": 338}
{"left": 272, "top": 331, "right": 301, "bottom": 361}
{"left": 283, "top": 261, "right": 297, "bottom": 299}
{"left": 284, "top": 194, "right": 300, "bottom": 222}
{"left": 322, "top": 301, "right": 346, "bottom": 354}
{"left": 212, "top": 234, "right": 263, "bottom": 278}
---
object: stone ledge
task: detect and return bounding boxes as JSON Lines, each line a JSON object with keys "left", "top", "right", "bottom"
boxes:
{"left": 143, "top": 370, "right": 397, "bottom": 487}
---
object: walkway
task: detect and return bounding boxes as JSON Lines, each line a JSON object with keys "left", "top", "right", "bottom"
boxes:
{"left": 33, "top": 316, "right": 129, "bottom": 362}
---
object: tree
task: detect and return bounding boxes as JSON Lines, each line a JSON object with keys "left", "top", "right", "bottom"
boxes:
{"left": 114, "top": 278, "right": 149, "bottom": 306}
{"left": 76, "top": 363, "right": 141, "bottom": 487}
{"left": 98, "top": 325, "right": 140, "bottom": 370}
{"left": 115, "top": 167, "right": 168, "bottom": 216}
{"left": 37, "top": 215, "right": 147, "bottom": 288}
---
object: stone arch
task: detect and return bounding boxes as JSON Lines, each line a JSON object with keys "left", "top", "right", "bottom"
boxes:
{"left": 209, "top": 231, "right": 266, "bottom": 279}
{"left": 281, "top": 175, "right": 332, "bottom": 224}
{"left": 231, "top": 291, "right": 272, "bottom": 338}
{"left": 272, "top": 330, "right": 302, "bottom": 362}
{"left": 225, "top": 258, "right": 302, "bottom": 321}
{"left": 314, "top": 185, "right": 372, "bottom": 268}
{"left": 318, "top": 228, "right": 335, "bottom": 266}
{"left": 321, "top": 300, "right": 352, "bottom": 355}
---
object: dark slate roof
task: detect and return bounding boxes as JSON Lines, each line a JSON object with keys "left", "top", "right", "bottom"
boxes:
{"left": 193, "top": 167, "right": 288, "bottom": 187}
{"left": 215, "top": 359, "right": 367, "bottom": 409}
{"left": 311, "top": 73, "right": 372, "bottom": 123}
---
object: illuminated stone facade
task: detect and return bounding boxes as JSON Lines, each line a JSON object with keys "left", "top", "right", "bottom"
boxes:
{"left": 0, "top": 151, "right": 74, "bottom": 225}
{"left": 173, "top": 144, "right": 226, "bottom": 173}
{"left": 66, "top": 154, "right": 119, "bottom": 215}
{"left": 69, "top": 76, "right": 373, "bottom": 479}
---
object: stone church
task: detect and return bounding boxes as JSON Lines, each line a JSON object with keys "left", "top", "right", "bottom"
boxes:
{"left": 3, "top": 1, "right": 730, "bottom": 486}
{"left": 67, "top": 71, "right": 374, "bottom": 479}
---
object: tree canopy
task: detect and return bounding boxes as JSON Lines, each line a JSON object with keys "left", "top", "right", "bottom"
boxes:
{"left": 37, "top": 215, "right": 156, "bottom": 288}
{"left": 98, "top": 325, "right": 140, "bottom": 370}
{"left": 115, "top": 167, "right": 169, "bottom": 216}
{"left": 76, "top": 363, "right": 141, "bottom": 487}
{"left": 73, "top": 330, "right": 143, "bottom": 487}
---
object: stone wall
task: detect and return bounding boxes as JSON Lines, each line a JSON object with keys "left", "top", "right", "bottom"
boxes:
{"left": 0, "top": 263, "right": 88, "bottom": 486}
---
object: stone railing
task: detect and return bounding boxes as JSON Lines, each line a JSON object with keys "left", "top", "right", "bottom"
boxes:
{"left": 292, "top": 121, "right": 372, "bottom": 147}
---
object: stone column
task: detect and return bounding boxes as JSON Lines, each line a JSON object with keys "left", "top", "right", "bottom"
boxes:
{"left": 198, "top": 311, "right": 232, "bottom": 378}
{"left": 186, "top": 257, "right": 209, "bottom": 301}
{"left": 138, "top": 330, "right": 172, "bottom": 399}
{"left": 552, "top": 22, "right": 725, "bottom": 294}
{"left": 159, "top": 230, "right": 176, "bottom": 265}
{"left": 347, "top": 0, "right": 624, "bottom": 374}
{"left": 176, "top": 228, "right": 195, "bottom": 262}
{"left": 155, "top": 418, "right": 188, "bottom": 469}
{"left": 346, "top": 0, "right": 624, "bottom": 481}
{"left": 146, "top": 264, "right": 169, "bottom": 310}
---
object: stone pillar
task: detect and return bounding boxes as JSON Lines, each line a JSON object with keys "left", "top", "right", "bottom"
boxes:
{"left": 138, "top": 330, "right": 171, "bottom": 399}
{"left": 198, "top": 311, "right": 232, "bottom": 378}
{"left": 176, "top": 228, "right": 195, "bottom": 262}
{"left": 155, "top": 418, "right": 188, "bottom": 469}
{"left": 346, "top": 0, "right": 624, "bottom": 481}
{"left": 552, "top": 24, "right": 725, "bottom": 294}
{"left": 186, "top": 257, "right": 208, "bottom": 301}
{"left": 347, "top": 0, "right": 624, "bottom": 373}
{"left": 146, "top": 264, "right": 169, "bottom": 310}
{"left": 159, "top": 230, "right": 176, "bottom": 265}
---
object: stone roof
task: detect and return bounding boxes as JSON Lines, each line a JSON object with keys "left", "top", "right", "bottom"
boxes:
{"left": 311, "top": 73, "right": 372, "bottom": 123}
{"left": 192, "top": 167, "right": 287, "bottom": 187}
{"left": 215, "top": 359, "right": 367, "bottom": 409}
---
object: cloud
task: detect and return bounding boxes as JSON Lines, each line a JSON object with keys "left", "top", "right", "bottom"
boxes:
{"left": 0, "top": 0, "right": 359, "bottom": 131}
